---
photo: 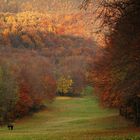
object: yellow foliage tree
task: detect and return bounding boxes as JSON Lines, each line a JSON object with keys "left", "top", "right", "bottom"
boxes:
{"left": 57, "top": 76, "right": 73, "bottom": 94}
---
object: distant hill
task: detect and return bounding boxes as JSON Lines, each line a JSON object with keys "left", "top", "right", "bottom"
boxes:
{"left": 0, "top": 0, "right": 83, "bottom": 13}
{"left": 0, "top": 11, "right": 95, "bottom": 49}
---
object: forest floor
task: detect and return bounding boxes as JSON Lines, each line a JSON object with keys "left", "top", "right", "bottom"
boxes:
{"left": 0, "top": 96, "right": 140, "bottom": 140}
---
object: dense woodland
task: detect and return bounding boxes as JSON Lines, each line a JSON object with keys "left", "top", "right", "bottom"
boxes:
{"left": 0, "top": 0, "right": 95, "bottom": 124}
{"left": 0, "top": 0, "right": 140, "bottom": 128}
{"left": 82, "top": 0, "right": 140, "bottom": 126}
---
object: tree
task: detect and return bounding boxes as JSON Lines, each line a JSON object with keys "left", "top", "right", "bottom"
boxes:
{"left": 0, "top": 64, "right": 18, "bottom": 124}
{"left": 57, "top": 76, "right": 73, "bottom": 95}
{"left": 82, "top": 0, "right": 140, "bottom": 124}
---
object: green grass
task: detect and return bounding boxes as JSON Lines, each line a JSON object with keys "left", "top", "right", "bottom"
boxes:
{"left": 0, "top": 96, "right": 140, "bottom": 140}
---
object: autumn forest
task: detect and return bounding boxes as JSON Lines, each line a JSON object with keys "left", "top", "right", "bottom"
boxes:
{"left": 0, "top": 0, "right": 140, "bottom": 140}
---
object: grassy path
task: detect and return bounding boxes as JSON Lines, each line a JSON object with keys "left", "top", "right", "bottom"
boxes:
{"left": 0, "top": 97, "right": 140, "bottom": 140}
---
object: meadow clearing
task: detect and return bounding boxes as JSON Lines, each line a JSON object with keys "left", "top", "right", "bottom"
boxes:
{"left": 0, "top": 96, "right": 140, "bottom": 140}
